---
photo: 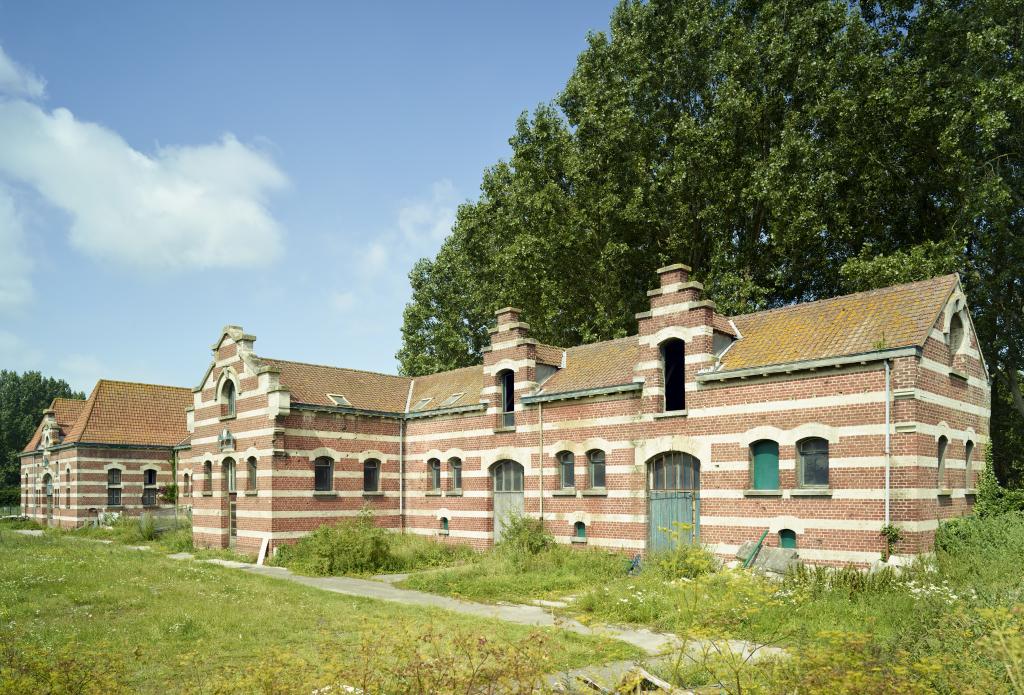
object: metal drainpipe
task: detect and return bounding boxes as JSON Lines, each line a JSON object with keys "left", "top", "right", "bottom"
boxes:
{"left": 884, "top": 359, "right": 892, "bottom": 526}
{"left": 399, "top": 417, "right": 405, "bottom": 532}
{"left": 538, "top": 401, "right": 544, "bottom": 523}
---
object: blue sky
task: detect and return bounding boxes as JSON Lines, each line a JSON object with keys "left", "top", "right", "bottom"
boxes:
{"left": 0, "top": 2, "right": 617, "bottom": 393}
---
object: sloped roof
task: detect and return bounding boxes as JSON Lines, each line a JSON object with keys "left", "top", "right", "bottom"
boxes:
{"left": 264, "top": 358, "right": 411, "bottom": 412}
{"left": 535, "top": 336, "right": 639, "bottom": 396}
{"left": 22, "top": 397, "right": 87, "bottom": 452}
{"left": 57, "top": 380, "right": 190, "bottom": 448}
{"left": 408, "top": 365, "right": 484, "bottom": 412}
{"left": 720, "top": 274, "right": 958, "bottom": 372}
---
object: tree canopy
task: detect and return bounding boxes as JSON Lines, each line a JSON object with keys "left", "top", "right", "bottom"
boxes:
{"left": 397, "top": 0, "right": 1023, "bottom": 482}
{"left": 0, "top": 371, "right": 84, "bottom": 505}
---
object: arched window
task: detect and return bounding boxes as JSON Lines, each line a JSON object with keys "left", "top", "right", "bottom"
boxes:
{"left": 949, "top": 313, "right": 965, "bottom": 355}
{"left": 750, "top": 440, "right": 780, "bottom": 491}
{"left": 558, "top": 451, "right": 575, "bottom": 489}
{"left": 661, "top": 338, "right": 686, "bottom": 412}
{"left": 574, "top": 521, "right": 586, "bottom": 540}
{"left": 363, "top": 459, "right": 380, "bottom": 492}
{"left": 183, "top": 473, "right": 191, "bottom": 498}
{"left": 203, "top": 461, "right": 213, "bottom": 494}
{"left": 143, "top": 468, "right": 158, "bottom": 507}
{"left": 65, "top": 469, "right": 71, "bottom": 509}
{"left": 498, "top": 370, "right": 515, "bottom": 428}
{"left": 779, "top": 529, "right": 797, "bottom": 549}
{"left": 965, "top": 440, "right": 975, "bottom": 488}
{"left": 448, "top": 458, "right": 462, "bottom": 492}
{"left": 650, "top": 452, "right": 700, "bottom": 490}
{"left": 587, "top": 450, "right": 606, "bottom": 489}
{"left": 797, "top": 438, "right": 829, "bottom": 488}
{"left": 106, "top": 469, "right": 122, "bottom": 506}
{"left": 313, "top": 457, "right": 333, "bottom": 492}
{"left": 440, "top": 517, "right": 449, "bottom": 534}
{"left": 937, "top": 436, "right": 948, "bottom": 488}
{"left": 247, "top": 457, "right": 258, "bottom": 491}
{"left": 428, "top": 458, "right": 441, "bottom": 492}
{"left": 221, "top": 378, "right": 237, "bottom": 418}
{"left": 492, "top": 460, "right": 524, "bottom": 492}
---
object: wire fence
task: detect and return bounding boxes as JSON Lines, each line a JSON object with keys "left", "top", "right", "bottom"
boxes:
{"left": 0, "top": 505, "right": 23, "bottom": 517}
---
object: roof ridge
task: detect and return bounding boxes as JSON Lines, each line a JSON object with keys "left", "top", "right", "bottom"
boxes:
{"left": 92, "top": 378, "right": 190, "bottom": 392}
{"left": 264, "top": 357, "right": 411, "bottom": 381}
{"left": 728, "top": 274, "right": 958, "bottom": 322}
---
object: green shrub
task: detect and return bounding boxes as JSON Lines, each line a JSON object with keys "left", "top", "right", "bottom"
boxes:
{"left": 137, "top": 513, "right": 157, "bottom": 541}
{"left": 276, "top": 511, "right": 390, "bottom": 576}
{"left": 649, "top": 540, "right": 718, "bottom": 580}
{"left": 934, "top": 511, "right": 1024, "bottom": 595}
{"left": 384, "top": 532, "right": 476, "bottom": 572}
{"left": 0, "top": 518, "right": 41, "bottom": 531}
{"left": 496, "top": 513, "right": 553, "bottom": 556}
{"left": 974, "top": 443, "right": 1024, "bottom": 518}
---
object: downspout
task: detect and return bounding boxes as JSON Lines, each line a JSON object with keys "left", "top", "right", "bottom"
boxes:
{"left": 884, "top": 359, "right": 892, "bottom": 527}
{"left": 538, "top": 400, "right": 544, "bottom": 523}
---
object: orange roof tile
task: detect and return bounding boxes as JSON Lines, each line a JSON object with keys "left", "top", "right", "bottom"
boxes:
{"left": 536, "top": 336, "right": 639, "bottom": 396}
{"left": 408, "top": 365, "right": 484, "bottom": 412}
{"left": 22, "top": 397, "right": 87, "bottom": 452}
{"left": 264, "top": 358, "right": 412, "bottom": 412}
{"left": 721, "top": 275, "right": 957, "bottom": 372}
{"left": 62, "top": 380, "right": 191, "bottom": 447}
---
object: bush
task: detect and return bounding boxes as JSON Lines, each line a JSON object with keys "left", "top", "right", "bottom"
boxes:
{"left": 385, "top": 532, "right": 476, "bottom": 572}
{"left": 275, "top": 511, "right": 390, "bottom": 576}
{"left": 496, "top": 514, "right": 553, "bottom": 557}
{"left": 137, "top": 513, "right": 157, "bottom": 541}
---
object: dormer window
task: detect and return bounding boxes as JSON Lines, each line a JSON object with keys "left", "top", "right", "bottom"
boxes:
{"left": 328, "top": 394, "right": 351, "bottom": 407}
{"left": 661, "top": 339, "right": 686, "bottom": 412}
{"left": 440, "top": 392, "right": 465, "bottom": 408}
{"left": 413, "top": 397, "right": 433, "bottom": 411}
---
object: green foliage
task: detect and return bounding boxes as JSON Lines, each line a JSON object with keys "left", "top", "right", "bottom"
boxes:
{"left": 974, "top": 443, "right": 1024, "bottom": 516}
{"left": 0, "top": 517, "right": 41, "bottom": 530}
{"left": 137, "top": 512, "right": 157, "bottom": 541}
{"left": 880, "top": 523, "right": 905, "bottom": 560}
{"left": 496, "top": 513, "right": 553, "bottom": 557}
{"left": 0, "top": 370, "right": 84, "bottom": 505}
{"left": 159, "top": 483, "right": 177, "bottom": 504}
{"left": 648, "top": 522, "right": 718, "bottom": 579}
{"left": 395, "top": 0, "right": 1024, "bottom": 480}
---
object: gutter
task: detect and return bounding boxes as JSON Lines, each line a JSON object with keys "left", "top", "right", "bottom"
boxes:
{"left": 697, "top": 346, "right": 920, "bottom": 383}
{"left": 522, "top": 382, "right": 643, "bottom": 405}
{"left": 404, "top": 403, "right": 487, "bottom": 419}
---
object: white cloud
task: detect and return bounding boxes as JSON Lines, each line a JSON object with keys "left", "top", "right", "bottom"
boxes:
{"left": 0, "top": 44, "right": 288, "bottom": 274}
{"left": 0, "top": 45, "right": 45, "bottom": 100}
{"left": 329, "top": 291, "right": 355, "bottom": 312}
{"left": 57, "top": 354, "right": 105, "bottom": 392}
{"left": 0, "top": 187, "right": 33, "bottom": 311}
{"left": 397, "top": 178, "right": 457, "bottom": 243}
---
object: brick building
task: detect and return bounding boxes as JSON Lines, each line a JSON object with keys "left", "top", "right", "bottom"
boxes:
{"left": 177, "top": 266, "right": 989, "bottom": 565}
{"left": 19, "top": 380, "right": 191, "bottom": 528}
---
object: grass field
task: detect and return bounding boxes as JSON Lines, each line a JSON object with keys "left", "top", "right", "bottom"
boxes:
{"left": 0, "top": 530, "right": 640, "bottom": 694}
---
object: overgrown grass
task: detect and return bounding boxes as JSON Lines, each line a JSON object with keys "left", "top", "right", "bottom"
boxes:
{"left": 0, "top": 530, "right": 640, "bottom": 693}
{"left": 0, "top": 517, "right": 41, "bottom": 531}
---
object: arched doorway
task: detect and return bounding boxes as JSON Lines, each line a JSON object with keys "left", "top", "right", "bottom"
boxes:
{"left": 647, "top": 452, "right": 700, "bottom": 552}
{"left": 42, "top": 473, "right": 54, "bottom": 527}
{"left": 491, "top": 460, "right": 524, "bottom": 543}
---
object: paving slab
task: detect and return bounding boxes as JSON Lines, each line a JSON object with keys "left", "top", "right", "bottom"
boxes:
{"left": 11, "top": 529, "right": 43, "bottom": 536}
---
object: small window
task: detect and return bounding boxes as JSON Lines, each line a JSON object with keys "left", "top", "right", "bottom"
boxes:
{"left": 797, "top": 438, "right": 829, "bottom": 488}
{"left": 661, "top": 338, "right": 686, "bottom": 412}
{"left": 142, "top": 488, "right": 157, "bottom": 507}
{"left": 574, "top": 521, "right": 586, "bottom": 539}
{"left": 965, "top": 440, "right": 975, "bottom": 488}
{"left": 247, "top": 457, "right": 258, "bottom": 491}
{"left": 499, "top": 370, "right": 515, "bottom": 427}
{"left": 937, "top": 436, "right": 948, "bottom": 488}
{"left": 223, "top": 458, "right": 237, "bottom": 493}
{"left": 440, "top": 517, "right": 449, "bottom": 533}
{"left": 222, "top": 379, "right": 236, "bottom": 417}
{"left": 144, "top": 469, "right": 157, "bottom": 486}
{"left": 779, "top": 529, "right": 797, "bottom": 549}
{"left": 948, "top": 313, "right": 965, "bottom": 354}
{"left": 203, "top": 461, "right": 213, "bottom": 493}
{"left": 108, "top": 468, "right": 121, "bottom": 487}
{"left": 448, "top": 458, "right": 462, "bottom": 491}
{"left": 363, "top": 459, "right": 380, "bottom": 492}
{"left": 750, "top": 440, "right": 780, "bottom": 490}
{"left": 183, "top": 473, "right": 191, "bottom": 497}
{"left": 413, "top": 397, "right": 433, "bottom": 411}
{"left": 428, "top": 458, "right": 441, "bottom": 492}
{"left": 440, "top": 392, "right": 465, "bottom": 408}
{"left": 107, "top": 486, "right": 121, "bottom": 507}
{"left": 314, "top": 457, "right": 333, "bottom": 492}
{"left": 558, "top": 451, "right": 575, "bottom": 489}
{"left": 588, "top": 450, "right": 606, "bottom": 489}
{"left": 328, "top": 393, "right": 351, "bottom": 406}
{"left": 65, "top": 486, "right": 70, "bottom": 509}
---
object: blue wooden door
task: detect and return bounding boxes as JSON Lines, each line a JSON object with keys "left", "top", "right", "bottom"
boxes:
{"left": 648, "top": 452, "right": 700, "bottom": 552}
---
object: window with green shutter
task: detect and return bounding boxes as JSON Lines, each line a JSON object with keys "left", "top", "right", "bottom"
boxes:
{"left": 750, "top": 440, "right": 780, "bottom": 490}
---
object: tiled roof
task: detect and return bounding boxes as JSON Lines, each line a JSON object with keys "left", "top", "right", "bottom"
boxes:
{"left": 409, "top": 365, "right": 484, "bottom": 412}
{"left": 535, "top": 336, "right": 639, "bottom": 396}
{"left": 264, "top": 358, "right": 412, "bottom": 412}
{"left": 22, "top": 397, "right": 87, "bottom": 452}
{"left": 62, "top": 380, "right": 191, "bottom": 447}
{"left": 535, "top": 343, "right": 565, "bottom": 367}
{"left": 720, "top": 274, "right": 958, "bottom": 372}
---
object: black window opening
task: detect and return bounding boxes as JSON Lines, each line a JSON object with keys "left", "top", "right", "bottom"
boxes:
{"left": 559, "top": 451, "right": 575, "bottom": 489}
{"left": 183, "top": 473, "right": 191, "bottom": 497}
{"left": 144, "top": 469, "right": 157, "bottom": 486}
{"left": 937, "top": 436, "right": 948, "bottom": 488}
{"left": 965, "top": 441, "right": 975, "bottom": 488}
{"left": 142, "top": 488, "right": 157, "bottom": 507}
{"left": 588, "top": 450, "right": 606, "bottom": 489}
{"left": 247, "top": 457, "right": 258, "bottom": 491}
{"left": 499, "top": 370, "right": 515, "bottom": 428}
{"left": 798, "top": 438, "right": 829, "bottom": 487}
{"left": 108, "top": 468, "right": 121, "bottom": 487}
{"left": 224, "top": 458, "right": 237, "bottom": 493}
{"left": 107, "top": 469, "right": 122, "bottom": 506}
{"left": 363, "top": 459, "right": 380, "bottom": 492}
{"left": 428, "top": 458, "right": 442, "bottom": 492}
{"left": 314, "top": 457, "right": 333, "bottom": 492}
{"left": 661, "top": 339, "right": 686, "bottom": 412}
{"left": 448, "top": 458, "right": 462, "bottom": 491}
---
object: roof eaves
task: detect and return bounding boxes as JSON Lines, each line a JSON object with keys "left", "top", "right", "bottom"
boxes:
{"left": 523, "top": 382, "right": 642, "bottom": 405}
{"left": 699, "top": 346, "right": 920, "bottom": 383}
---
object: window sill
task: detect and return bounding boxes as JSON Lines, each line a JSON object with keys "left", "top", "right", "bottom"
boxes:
{"left": 425, "top": 491, "right": 442, "bottom": 497}
{"left": 744, "top": 489, "right": 783, "bottom": 497}
{"left": 313, "top": 491, "right": 338, "bottom": 498}
{"left": 106, "top": 505, "right": 123, "bottom": 509}
{"left": 581, "top": 488, "right": 608, "bottom": 497}
{"left": 493, "top": 426, "right": 516, "bottom": 434}
{"left": 218, "top": 414, "right": 237, "bottom": 422}
{"left": 202, "top": 492, "right": 213, "bottom": 497}
{"left": 446, "top": 489, "right": 463, "bottom": 497}
{"left": 937, "top": 489, "right": 953, "bottom": 497}
{"left": 654, "top": 410, "right": 688, "bottom": 420}
{"left": 244, "top": 491, "right": 258, "bottom": 497}
{"left": 362, "top": 491, "right": 384, "bottom": 497}
{"left": 552, "top": 488, "right": 577, "bottom": 497}
{"left": 965, "top": 488, "right": 979, "bottom": 496}
{"left": 791, "top": 488, "right": 832, "bottom": 497}
{"left": 571, "top": 537, "right": 587, "bottom": 545}
{"left": 949, "top": 369, "right": 969, "bottom": 382}
{"left": 437, "top": 530, "right": 450, "bottom": 537}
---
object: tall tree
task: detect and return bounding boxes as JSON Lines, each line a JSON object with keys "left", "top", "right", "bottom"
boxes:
{"left": 398, "top": 0, "right": 1023, "bottom": 480}
{"left": 0, "top": 371, "right": 85, "bottom": 505}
